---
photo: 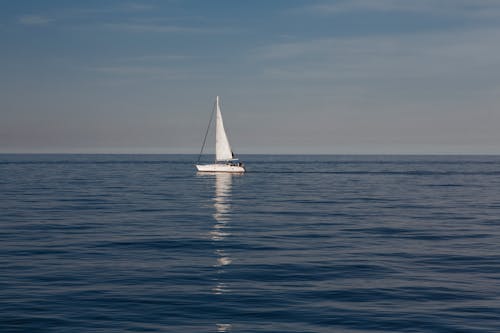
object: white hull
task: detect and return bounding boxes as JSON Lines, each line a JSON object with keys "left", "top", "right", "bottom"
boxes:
{"left": 196, "top": 164, "right": 245, "bottom": 173}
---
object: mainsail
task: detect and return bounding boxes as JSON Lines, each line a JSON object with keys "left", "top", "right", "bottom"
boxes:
{"left": 215, "top": 96, "right": 234, "bottom": 161}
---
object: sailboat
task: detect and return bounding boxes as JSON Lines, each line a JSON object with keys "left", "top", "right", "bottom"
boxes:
{"left": 196, "top": 96, "right": 245, "bottom": 173}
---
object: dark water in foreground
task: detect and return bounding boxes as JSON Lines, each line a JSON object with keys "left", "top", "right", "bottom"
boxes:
{"left": 1, "top": 154, "right": 500, "bottom": 332}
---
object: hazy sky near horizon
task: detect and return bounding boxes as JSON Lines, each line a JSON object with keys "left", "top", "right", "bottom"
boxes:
{"left": 1, "top": 0, "right": 500, "bottom": 154}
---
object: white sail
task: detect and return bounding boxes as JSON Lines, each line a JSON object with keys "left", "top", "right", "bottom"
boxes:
{"left": 215, "top": 96, "right": 234, "bottom": 161}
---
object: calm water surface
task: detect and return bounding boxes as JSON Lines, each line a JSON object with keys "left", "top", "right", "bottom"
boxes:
{"left": 1, "top": 154, "right": 500, "bottom": 332}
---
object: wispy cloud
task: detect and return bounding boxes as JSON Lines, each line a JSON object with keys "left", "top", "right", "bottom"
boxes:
{"left": 15, "top": 4, "right": 230, "bottom": 35}
{"left": 18, "top": 15, "right": 52, "bottom": 26}
{"left": 102, "top": 22, "right": 232, "bottom": 34}
{"left": 16, "top": 3, "right": 155, "bottom": 28}
{"left": 57, "top": 2, "right": 156, "bottom": 16}
{"left": 305, "top": 0, "right": 500, "bottom": 18}
{"left": 254, "top": 27, "right": 500, "bottom": 82}
{"left": 89, "top": 65, "right": 215, "bottom": 82}
{"left": 103, "top": 23, "right": 202, "bottom": 33}
{"left": 308, "top": 0, "right": 431, "bottom": 13}
{"left": 91, "top": 65, "right": 169, "bottom": 76}
{"left": 122, "top": 54, "right": 195, "bottom": 62}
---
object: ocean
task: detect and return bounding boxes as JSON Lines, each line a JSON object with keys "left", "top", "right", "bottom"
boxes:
{"left": 1, "top": 154, "right": 499, "bottom": 332}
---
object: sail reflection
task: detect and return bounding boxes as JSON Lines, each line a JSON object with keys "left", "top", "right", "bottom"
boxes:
{"left": 210, "top": 173, "right": 235, "bottom": 331}
{"left": 214, "top": 173, "right": 232, "bottom": 217}
{"left": 197, "top": 172, "right": 238, "bottom": 330}
{"left": 210, "top": 173, "right": 233, "bottom": 298}
{"left": 211, "top": 173, "right": 232, "bottom": 241}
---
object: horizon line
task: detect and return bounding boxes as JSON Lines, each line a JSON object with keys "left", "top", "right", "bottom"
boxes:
{"left": 1, "top": 152, "right": 500, "bottom": 156}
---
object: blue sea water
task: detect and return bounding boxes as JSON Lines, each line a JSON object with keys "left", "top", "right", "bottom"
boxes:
{"left": 1, "top": 154, "right": 500, "bottom": 333}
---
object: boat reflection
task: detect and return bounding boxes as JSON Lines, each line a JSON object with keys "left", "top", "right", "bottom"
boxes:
{"left": 211, "top": 172, "right": 232, "bottom": 242}
{"left": 210, "top": 173, "right": 233, "bottom": 297}
{"left": 198, "top": 172, "right": 237, "bottom": 332}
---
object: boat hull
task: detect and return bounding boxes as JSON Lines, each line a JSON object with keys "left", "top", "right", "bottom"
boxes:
{"left": 196, "top": 164, "right": 245, "bottom": 173}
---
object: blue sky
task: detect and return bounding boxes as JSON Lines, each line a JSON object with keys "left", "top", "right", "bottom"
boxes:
{"left": 1, "top": 0, "right": 500, "bottom": 154}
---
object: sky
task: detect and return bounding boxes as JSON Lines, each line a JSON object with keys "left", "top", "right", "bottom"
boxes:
{"left": 1, "top": 0, "right": 499, "bottom": 154}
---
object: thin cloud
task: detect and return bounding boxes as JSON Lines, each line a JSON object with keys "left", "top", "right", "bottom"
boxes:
{"left": 102, "top": 22, "right": 231, "bottom": 34}
{"left": 254, "top": 27, "right": 500, "bottom": 82}
{"left": 121, "top": 54, "right": 195, "bottom": 63}
{"left": 89, "top": 65, "right": 215, "bottom": 81}
{"left": 309, "top": 0, "right": 431, "bottom": 13}
{"left": 91, "top": 65, "right": 170, "bottom": 75}
{"left": 55, "top": 3, "right": 156, "bottom": 16}
{"left": 16, "top": 3, "right": 155, "bottom": 28}
{"left": 103, "top": 23, "right": 204, "bottom": 33}
{"left": 305, "top": 0, "right": 500, "bottom": 18}
{"left": 18, "top": 15, "right": 53, "bottom": 26}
